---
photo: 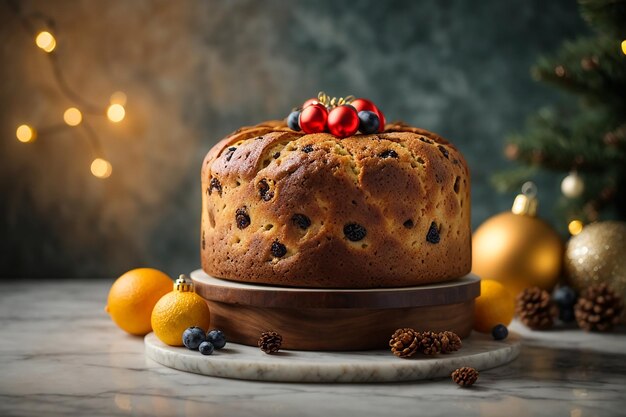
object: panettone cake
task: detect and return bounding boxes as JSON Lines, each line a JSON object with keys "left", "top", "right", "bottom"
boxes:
{"left": 200, "top": 95, "right": 471, "bottom": 288}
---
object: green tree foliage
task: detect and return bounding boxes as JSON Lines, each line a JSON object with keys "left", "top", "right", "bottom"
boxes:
{"left": 495, "top": 0, "right": 626, "bottom": 223}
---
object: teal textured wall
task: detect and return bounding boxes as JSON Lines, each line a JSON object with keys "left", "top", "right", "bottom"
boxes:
{"left": 0, "top": 0, "right": 585, "bottom": 278}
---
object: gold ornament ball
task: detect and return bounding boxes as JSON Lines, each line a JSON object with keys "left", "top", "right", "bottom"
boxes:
{"left": 472, "top": 212, "right": 563, "bottom": 297}
{"left": 565, "top": 221, "right": 626, "bottom": 304}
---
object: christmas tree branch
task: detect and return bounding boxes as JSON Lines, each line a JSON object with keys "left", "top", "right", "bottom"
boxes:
{"left": 532, "top": 37, "right": 626, "bottom": 109}
{"left": 507, "top": 107, "right": 624, "bottom": 172}
{"left": 579, "top": 0, "right": 626, "bottom": 38}
{"left": 498, "top": 0, "right": 626, "bottom": 222}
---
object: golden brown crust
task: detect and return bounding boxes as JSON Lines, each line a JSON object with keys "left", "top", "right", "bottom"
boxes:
{"left": 201, "top": 121, "right": 471, "bottom": 288}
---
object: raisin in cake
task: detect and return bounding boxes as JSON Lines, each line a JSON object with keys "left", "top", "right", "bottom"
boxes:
{"left": 201, "top": 120, "right": 471, "bottom": 288}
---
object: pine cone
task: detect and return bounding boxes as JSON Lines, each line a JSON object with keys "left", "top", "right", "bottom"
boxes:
{"left": 451, "top": 367, "right": 479, "bottom": 387}
{"left": 516, "top": 287, "right": 557, "bottom": 330}
{"left": 574, "top": 283, "right": 624, "bottom": 332}
{"left": 389, "top": 328, "right": 419, "bottom": 358}
{"left": 258, "top": 331, "right": 282, "bottom": 354}
{"left": 418, "top": 331, "right": 442, "bottom": 355}
{"left": 438, "top": 331, "right": 462, "bottom": 353}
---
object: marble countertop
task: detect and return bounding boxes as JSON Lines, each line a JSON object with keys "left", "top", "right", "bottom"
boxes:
{"left": 1, "top": 280, "right": 625, "bottom": 417}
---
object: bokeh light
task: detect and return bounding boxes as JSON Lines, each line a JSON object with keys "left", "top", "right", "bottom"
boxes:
{"left": 568, "top": 219, "right": 584, "bottom": 236}
{"left": 16, "top": 124, "right": 36, "bottom": 143}
{"left": 90, "top": 158, "right": 112, "bottom": 179}
{"left": 622, "top": 40, "right": 626, "bottom": 55}
{"left": 35, "top": 31, "right": 56, "bottom": 53}
{"left": 63, "top": 107, "right": 82, "bottom": 126}
{"left": 107, "top": 104, "right": 125, "bottom": 123}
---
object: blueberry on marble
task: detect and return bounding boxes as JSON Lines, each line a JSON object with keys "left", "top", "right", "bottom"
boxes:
{"left": 357, "top": 111, "right": 379, "bottom": 134}
{"left": 491, "top": 324, "right": 509, "bottom": 340}
{"left": 288, "top": 110, "right": 301, "bottom": 131}
{"left": 559, "top": 307, "right": 576, "bottom": 322}
{"left": 553, "top": 286, "right": 577, "bottom": 307}
{"left": 199, "top": 341, "right": 215, "bottom": 355}
{"left": 206, "top": 329, "right": 227, "bottom": 350}
{"left": 491, "top": 324, "right": 508, "bottom": 340}
{"left": 183, "top": 327, "right": 206, "bottom": 350}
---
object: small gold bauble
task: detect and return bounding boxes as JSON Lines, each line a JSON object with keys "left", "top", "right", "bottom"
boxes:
{"left": 565, "top": 221, "right": 626, "bottom": 306}
{"left": 472, "top": 183, "right": 563, "bottom": 297}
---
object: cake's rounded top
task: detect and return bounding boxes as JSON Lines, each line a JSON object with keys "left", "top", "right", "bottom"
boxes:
{"left": 201, "top": 120, "right": 471, "bottom": 288}
{"left": 204, "top": 119, "right": 464, "bottom": 174}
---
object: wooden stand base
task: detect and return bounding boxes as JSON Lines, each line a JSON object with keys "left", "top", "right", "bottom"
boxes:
{"left": 190, "top": 270, "right": 480, "bottom": 351}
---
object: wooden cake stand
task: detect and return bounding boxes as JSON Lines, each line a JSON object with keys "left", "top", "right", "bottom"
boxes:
{"left": 190, "top": 269, "right": 480, "bottom": 351}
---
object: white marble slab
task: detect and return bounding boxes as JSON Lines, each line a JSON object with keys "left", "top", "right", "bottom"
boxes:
{"left": 144, "top": 332, "right": 520, "bottom": 382}
{"left": 2, "top": 280, "right": 626, "bottom": 417}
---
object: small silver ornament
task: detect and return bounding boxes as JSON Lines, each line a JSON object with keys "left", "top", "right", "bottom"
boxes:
{"left": 561, "top": 172, "right": 584, "bottom": 198}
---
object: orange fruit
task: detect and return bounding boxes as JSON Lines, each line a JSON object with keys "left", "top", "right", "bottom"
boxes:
{"left": 105, "top": 268, "right": 173, "bottom": 336}
{"left": 151, "top": 284, "right": 211, "bottom": 347}
{"left": 473, "top": 279, "right": 515, "bottom": 333}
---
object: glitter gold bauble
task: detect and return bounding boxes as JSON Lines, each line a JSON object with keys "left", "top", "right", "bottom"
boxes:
{"left": 565, "top": 221, "right": 626, "bottom": 312}
{"left": 472, "top": 183, "right": 563, "bottom": 297}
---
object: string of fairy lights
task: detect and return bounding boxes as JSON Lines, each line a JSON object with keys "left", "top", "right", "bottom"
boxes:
{"left": 10, "top": 1, "right": 126, "bottom": 179}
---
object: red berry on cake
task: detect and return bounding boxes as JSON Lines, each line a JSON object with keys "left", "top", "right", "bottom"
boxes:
{"left": 327, "top": 105, "right": 360, "bottom": 138}
{"left": 299, "top": 103, "right": 328, "bottom": 134}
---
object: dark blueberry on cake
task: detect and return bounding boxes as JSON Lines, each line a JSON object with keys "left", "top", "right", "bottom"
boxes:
{"left": 258, "top": 179, "right": 274, "bottom": 201}
{"left": 357, "top": 110, "right": 380, "bottom": 134}
{"left": 344, "top": 223, "right": 367, "bottom": 242}
{"left": 208, "top": 177, "right": 222, "bottom": 196}
{"left": 418, "top": 136, "right": 434, "bottom": 144}
{"left": 287, "top": 110, "right": 301, "bottom": 131}
{"left": 302, "top": 144, "right": 314, "bottom": 153}
{"left": 378, "top": 149, "right": 398, "bottom": 159}
{"left": 426, "top": 222, "right": 440, "bottom": 244}
{"left": 437, "top": 145, "right": 449, "bottom": 159}
{"left": 225, "top": 147, "right": 237, "bottom": 161}
{"left": 235, "top": 207, "right": 251, "bottom": 229}
{"left": 291, "top": 213, "right": 311, "bottom": 230}
{"left": 403, "top": 219, "right": 414, "bottom": 229}
{"left": 271, "top": 240, "right": 287, "bottom": 258}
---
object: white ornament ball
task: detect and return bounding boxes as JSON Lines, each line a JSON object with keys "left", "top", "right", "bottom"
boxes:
{"left": 561, "top": 172, "right": 584, "bottom": 198}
